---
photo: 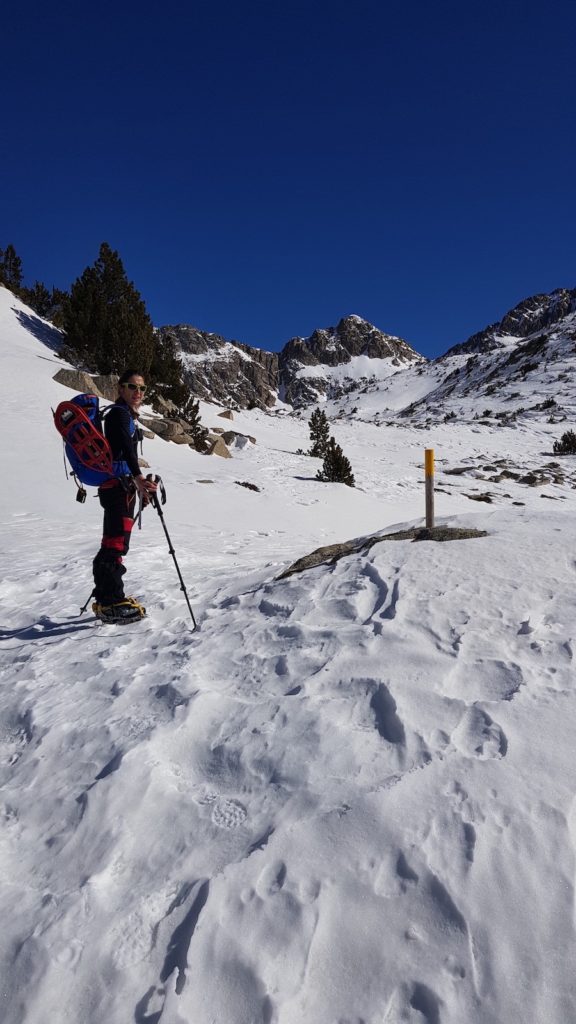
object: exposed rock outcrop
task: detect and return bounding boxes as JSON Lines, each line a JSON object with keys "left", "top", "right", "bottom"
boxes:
{"left": 445, "top": 288, "right": 576, "bottom": 356}
{"left": 158, "top": 325, "right": 278, "bottom": 410}
{"left": 278, "top": 526, "right": 487, "bottom": 579}
{"left": 53, "top": 369, "right": 104, "bottom": 395}
{"left": 91, "top": 374, "right": 119, "bottom": 401}
{"left": 206, "top": 435, "right": 232, "bottom": 458}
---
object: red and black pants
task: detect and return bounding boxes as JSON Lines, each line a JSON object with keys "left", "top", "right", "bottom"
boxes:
{"left": 93, "top": 482, "right": 137, "bottom": 605}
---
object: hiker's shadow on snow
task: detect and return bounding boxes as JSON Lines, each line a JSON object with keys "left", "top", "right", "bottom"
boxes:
{"left": 0, "top": 616, "right": 95, "bottom": 645}
{"left": 14, "top": 308, "right": 62, "bottom": 353}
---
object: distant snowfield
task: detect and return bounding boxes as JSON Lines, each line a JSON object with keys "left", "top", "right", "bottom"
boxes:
{"left": 295, "top": 354, "right": 406, "bottom": 382}
{"left": 179, "top": 341, "right": 254, "bottom": 367}
{"left": 1, "top": 286, "right": 576, "bottom": 1023}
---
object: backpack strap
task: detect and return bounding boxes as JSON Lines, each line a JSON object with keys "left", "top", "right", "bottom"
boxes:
{"left": 61, "top": 438, "right": 70, "bottom": 480}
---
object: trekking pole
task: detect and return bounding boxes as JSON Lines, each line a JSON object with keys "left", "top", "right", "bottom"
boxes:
{"left": 149, "top": 484, "right": 197, "bottom": 631}
{"left": 80, "top": 588, "right": 95, "bottom": 615}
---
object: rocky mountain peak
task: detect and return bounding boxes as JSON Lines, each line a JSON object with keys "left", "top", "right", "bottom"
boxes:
{"left": 281, "top": 314, "right": 420, "bottom": 368}
{"left": 278, "top": 315, "right": 423, "bottom": 408}
{"left": 445, "top": 287, "right": 576, "bottom": 357}
{"left": 499, "top": 288, "right": 576, "bottom": 336}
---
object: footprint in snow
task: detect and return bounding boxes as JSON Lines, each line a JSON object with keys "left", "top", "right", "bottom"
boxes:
{"left": 193, "top": 786, "right": 218, "bottom": 806}
{"left": 255, "top": 859, "right": 287, "bottom": 899}
{"left": 385, "top": 982, "right": 442, "bottom": 1024}
{"left": 451, "top": 707, "right": 507, "bottom": 760}
{"left": 52, "top": 938, "right": 84, "bottom": 968}
{"left": 0, "top": 708, "right": 34, "bottom": 766}
{"left": 212, "top": 798, "right": 248, "bottom": 829}
{"left": 446, "top": 658, "right": 523, "bottom": 702}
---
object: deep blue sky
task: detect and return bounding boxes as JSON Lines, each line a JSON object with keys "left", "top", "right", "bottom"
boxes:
{"left": 2, "top": 0, "right": 576, "bottom": 357}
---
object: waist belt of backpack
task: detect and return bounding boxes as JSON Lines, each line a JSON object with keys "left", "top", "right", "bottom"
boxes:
{"left": 99, "top": 474, "right": 136, "bottom": 493}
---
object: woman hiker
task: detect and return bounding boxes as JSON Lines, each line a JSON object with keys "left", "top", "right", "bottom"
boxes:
{"left": 92, "top": 369, "right": 158, "bottom": 623}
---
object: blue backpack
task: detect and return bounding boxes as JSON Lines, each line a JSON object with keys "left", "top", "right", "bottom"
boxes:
{"left": 54, "top": 394, "right": 134, "bottom": 487}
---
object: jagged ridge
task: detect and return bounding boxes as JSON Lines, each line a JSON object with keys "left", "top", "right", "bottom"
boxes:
{"left": 160, "top": 315, "right": 423, "bottom": 411}
{"left": 158, "top": 289, "right": 576, "bottom": 425}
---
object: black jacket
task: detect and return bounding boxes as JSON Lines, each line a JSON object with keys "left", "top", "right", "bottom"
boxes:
{"left": 104, "top": 399, "right": 142, "bottom": 478}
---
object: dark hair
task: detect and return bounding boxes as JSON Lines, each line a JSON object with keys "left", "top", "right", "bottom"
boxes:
{"left": 118, "top": 369, "right": 146, "bottom": 385}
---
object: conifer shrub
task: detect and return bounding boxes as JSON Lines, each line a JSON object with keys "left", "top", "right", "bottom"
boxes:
{"left": 235, "top": 480, "right": 260, "bottom": 492}
{"left": 553, "top": 430, "right": 576, "bottom": 455}
{"left": 179, "top": 394, "right": 209, "bottom": 452}
{"left": 316, "top": 436, "right": 355, "bottom": 486}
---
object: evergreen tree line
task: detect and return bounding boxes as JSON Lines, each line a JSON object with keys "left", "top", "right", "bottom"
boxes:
{"left": 0, "top": 244, "right": 67, "bottom": 323}
{"left": 0, "top": 240, "right": 190, "bottom": 413}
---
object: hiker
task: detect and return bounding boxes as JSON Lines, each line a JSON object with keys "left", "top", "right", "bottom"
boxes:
{"left": 92, "top": 370, "right": 158, "bottom": 623}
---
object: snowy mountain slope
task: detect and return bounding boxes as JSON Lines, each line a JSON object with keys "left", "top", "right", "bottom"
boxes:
{"left": 162, "top": 290, "right": 576, "bottom": 434}
{"left": 444, "top": 286, "right": 576, "bottom": 356}
{"left": 154, "top": 287, "right": 576, "bottom": 438}
{"left": 320, "top": 304, "right": 576, "bottom": 429}
{"left": 1, "top": 286, "right": 576, "bottom": 1023}
{"left": 397, "top": 310, "right": 576, "bottom": 426}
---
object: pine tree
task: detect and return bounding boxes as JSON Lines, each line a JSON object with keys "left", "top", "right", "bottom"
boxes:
{"left": 0, "top": 244, "right": 24, "bottom": 291}
{"left": 308, "top": 408, "right": 330, "bottom": 457}
{"left": 62, "top": 242, "right": 156, "bottom": 374}
{"left": 20, "top": 281, "right": 52, "bottom": 317}
{"left": 179, "top": 393, "right": 209, "bottom": 452}
{"left": 148, "top": 331, "right": 188, "bottom": 407}
{"left": 316, "top": 436, "right": 355, "bottom": 486}
{"left": 48, "top": 287, "right": 69, "bottom": 328}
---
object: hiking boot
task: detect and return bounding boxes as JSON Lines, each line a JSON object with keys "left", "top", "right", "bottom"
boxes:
{"left": 92, "top": 598, "right": 146, "bottom": 623}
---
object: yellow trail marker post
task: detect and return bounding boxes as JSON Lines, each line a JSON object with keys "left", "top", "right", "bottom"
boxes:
{"left": 425, "top": 448, "right": 435, "bottom": 529}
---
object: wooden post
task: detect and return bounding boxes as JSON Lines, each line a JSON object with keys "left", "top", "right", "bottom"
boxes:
{"left": 425, "top": 448, "right": 434, "bottom": 529}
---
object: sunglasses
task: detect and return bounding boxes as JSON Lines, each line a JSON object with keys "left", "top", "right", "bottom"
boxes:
{"left": 122, "top": 382, "right": 147, "bottom": 393}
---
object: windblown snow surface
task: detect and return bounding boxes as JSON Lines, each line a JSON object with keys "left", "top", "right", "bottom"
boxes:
{"left": 1, "top": 286, "right": 576, "bottom": 1024}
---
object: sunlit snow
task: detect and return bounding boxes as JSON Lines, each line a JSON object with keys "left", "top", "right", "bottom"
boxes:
{"left": 1, "top": 285, "right": 576, "bottom": 1023}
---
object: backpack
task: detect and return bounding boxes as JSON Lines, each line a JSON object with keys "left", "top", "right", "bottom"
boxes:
{"left": 53, "top": 393, "right": 133, "bottom": 487}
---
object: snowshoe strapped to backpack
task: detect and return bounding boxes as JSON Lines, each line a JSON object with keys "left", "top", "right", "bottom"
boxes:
{"left": 53, "top": 394, "right": 132, "bottom": 487}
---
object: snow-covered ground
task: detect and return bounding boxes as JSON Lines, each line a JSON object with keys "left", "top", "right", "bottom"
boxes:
{"left": 1, "top": 285, "right": 576, "bottom": 1023}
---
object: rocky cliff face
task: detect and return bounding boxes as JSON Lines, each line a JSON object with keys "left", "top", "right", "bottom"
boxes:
{"left": 279, "top": 315, "right": 423, "bottom": 408}
{"left": 158, "top": 325, "right": 278, "bottom": 410}
{"left": 159, "top": 315, "right": 423, "bottom": 411}
{"left": 445, "top": 288, "right": 576, "bottom": 356}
